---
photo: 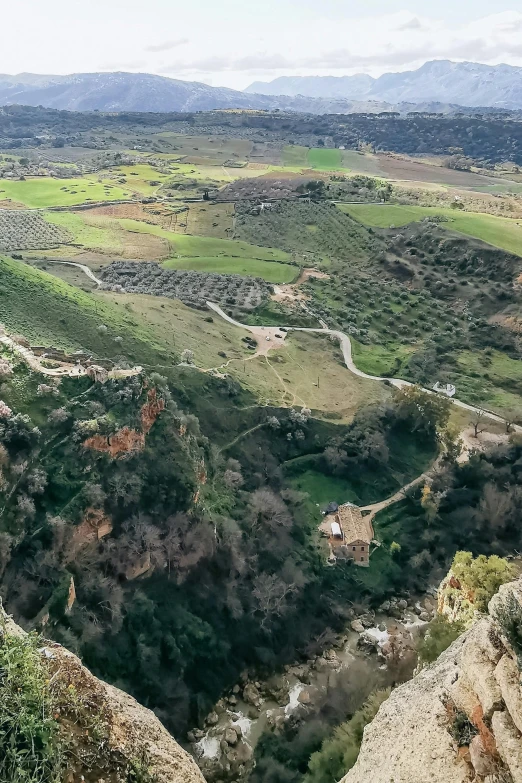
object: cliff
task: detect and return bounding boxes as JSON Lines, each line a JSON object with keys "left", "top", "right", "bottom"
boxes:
{"left": 341, "top": 578, "right": 522, "bottom": 783}
{"left": 0, "top": 604, "right": 205, "bottom": 783}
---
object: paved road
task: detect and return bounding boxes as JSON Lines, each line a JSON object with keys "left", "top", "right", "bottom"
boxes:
{"left": 207, "top": 302, "right": 514, "bottom": 429}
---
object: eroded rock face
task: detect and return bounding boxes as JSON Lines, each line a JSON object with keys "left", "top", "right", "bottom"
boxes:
{"left": 341, "top": 579, "right": 522, "bottom": 783}
{"left": 0, "top": 606, "right": 205, "bottom": 783}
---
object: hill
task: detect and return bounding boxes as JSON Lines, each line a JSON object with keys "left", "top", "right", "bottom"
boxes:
{"left": 246, "top": 59, "right": 522, "bottom": 110}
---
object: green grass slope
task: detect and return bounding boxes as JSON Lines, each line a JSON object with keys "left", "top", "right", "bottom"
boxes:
{"left": 163, "top": 255, "right": 297, "bottom": 282}
{"left": 0, "top": 256, "right": 176, "bottom": 365}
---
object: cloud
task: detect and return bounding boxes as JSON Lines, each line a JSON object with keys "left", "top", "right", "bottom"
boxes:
{"left": 159, "top": 51, "right": 292, "bottom": 75}
{"left": 396, "top": 17, "right": 423, "bottom": 32}
{"left": 145, "top": 38, "right": 189, "bottom": 53}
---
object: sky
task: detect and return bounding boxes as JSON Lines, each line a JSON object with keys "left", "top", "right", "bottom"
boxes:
{"left": 3, "top": 1, "right": 522, "bottom": 89}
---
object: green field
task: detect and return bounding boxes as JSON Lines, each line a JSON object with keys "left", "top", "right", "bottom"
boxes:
{"left": 340, "top": 203, "right": 522, "bottom": 257}
{"left": 45, "top": 211, "right": 123, "bottom": 253}
{"left": 116, "top": 218, "right": 292, "bottom": 262}
{"left": 164, "top": 255, "right": 297, "bottom": 283}
{"left": 307, "top": 148, "right": 343, "bottom": 171}
{"left": 0, "top": 177, "right": 133, "bottom": 208}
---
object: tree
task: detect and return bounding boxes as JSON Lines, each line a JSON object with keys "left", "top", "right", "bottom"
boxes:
{"left": 417, "top": 615, "right": 464, "bottom": 666}
{"left": 470, "top": 409, "right": 488, "bottom": 438}
{"left": 451, "top": 551, "right": 515, "bottom": 612}
{"left": 394, "top": 385, "right": 451, "bottom": 433}
{"left": 181, "top": 349, "right": 194, "bottom": 365}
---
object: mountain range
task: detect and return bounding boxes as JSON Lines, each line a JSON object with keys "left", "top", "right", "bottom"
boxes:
{"left": 246, "top": 60, "right": 522, "bottom": 109}
{"left": 1, "top": 61, "right": 522, "bottom": 114}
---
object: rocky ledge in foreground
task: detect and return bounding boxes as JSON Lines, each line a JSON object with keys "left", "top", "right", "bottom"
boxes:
{"left": 341, "top": 578, "right": 522, "bottom": 783}
{"left": 0, "top": 604, "right": 204, "bottom": 783}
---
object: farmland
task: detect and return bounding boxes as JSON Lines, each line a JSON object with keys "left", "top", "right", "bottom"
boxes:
{"left": 0, "top": 177, "right": 133, "bottom": 207}
{"left": 340, "top": 203, "right": 522, "bottom": 257}
{"left": 0, "top": 210, "right": 70, "bottom": 250}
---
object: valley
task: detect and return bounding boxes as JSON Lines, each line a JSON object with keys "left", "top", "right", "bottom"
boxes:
{"left": 0, "top": 105, "right": 522, "bottom": 783}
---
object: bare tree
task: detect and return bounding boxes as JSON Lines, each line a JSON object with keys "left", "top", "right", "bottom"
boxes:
{"left": 470, "top": 409, "right": 488, "bottom": 438}
{"left": 252, "top": 572, "right": 298, "bottom": 630}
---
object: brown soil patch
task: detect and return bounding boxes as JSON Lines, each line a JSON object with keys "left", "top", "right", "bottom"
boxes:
{"left": 84, "top": 427, "right": 145, "bottom": 458}
{"left": 83, "top": 389, "right": 165, "bottom": 457}
{"left": 489, "top": 314, "right": 522, "bottom": 333}
{"left": 88, "top": 203, "right": 175, "bottom": 226}
{"left": 0, "top": 199, "right": 26, "bottom": 209}
{"left": 272, "top": 268, "right": 330, "bottom": 303}
{"left": 141, "top": 388, "right": 165, "bottom": 434}
{"left": 377, "top": 155, "right": 502, "bottom": 186}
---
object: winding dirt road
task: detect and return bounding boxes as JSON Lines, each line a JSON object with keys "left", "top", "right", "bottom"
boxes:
{"left": 206, "top": 302, "right": 514, "bottom": 429}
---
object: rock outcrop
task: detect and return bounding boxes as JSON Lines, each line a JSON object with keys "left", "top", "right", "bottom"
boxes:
{"left": 341, "top": 578, "right": 522, "bottom": 783}
{"left": 0, "top": 605, "right": 204, "bottom": 783}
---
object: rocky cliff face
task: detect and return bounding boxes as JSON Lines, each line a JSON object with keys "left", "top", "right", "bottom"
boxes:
{"left": 341, "top": 578, "right": 522, "bottom": 783}
{"left": 0, "top": 605, "right": 205, "bottom": 783}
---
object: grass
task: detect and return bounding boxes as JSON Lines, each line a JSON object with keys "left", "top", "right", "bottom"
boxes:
{"left": 0, "top": 256, "right": 178, "bottom": 366}
{"left": 0, "top": 177, "right": 132, "bottom": 208}
{"left": 45, "top": 211, "right": 123, "bottom": 253}
{"left": 340, "top": 203, "right": 522, "bottom": 257}
{"left": 282, "top": 145, "right": 309, "bottom": 167}
{"left": 0, "top": 623, "right": 62, "bottom": 781}
{"left": 233, "top": 331, "right": 389, "bottom": 419}
{"left": 288, "top": 467, "right": 361, "bottom": 506}
{"left": 351, "top": 340, "right": 416, "bottom": 377}
{"left": 308, "top": 148, "right": 344, "bottom": 171}
{"left": 99, "top": 292, "right": 252, "bottom": 369}
{"left": 164, "top": 256, "right": 297, "bottom": 283}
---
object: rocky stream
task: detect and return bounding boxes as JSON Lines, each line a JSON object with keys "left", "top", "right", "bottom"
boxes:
{"left": 189, "top": 592, "right": 438, "bottom": 781}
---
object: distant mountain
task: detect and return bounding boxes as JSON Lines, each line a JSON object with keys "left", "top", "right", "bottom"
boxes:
{"left": 246, "top": 60, "right": 522, "bottom": 109}
{"left": 0, "top": 71, "right": 402, "bottom": 115}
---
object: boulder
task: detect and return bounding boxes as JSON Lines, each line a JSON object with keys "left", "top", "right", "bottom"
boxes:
{"left": 228, "top": 741, "right": 253, "bottom": 765}
{"left": 360, "top": 613, "right": 375, "bottom": 628}
{"left": 351, "top": 619, "right": 365, "bottom": 634}
{"left": 419, "top": 611, "right": 430, "bottom": 622}
{"left": 357, "top": 633, "right": 378, "bottom": 654}
{"left": 398, "top": 599, "right": 408, "bottom": 610}
{"left": 378, "top": 600, "right": 391, "bottom": 612}
{"left": 298, "top": 690, "right": 311, "bottom": 705}
{"left": 224, "top": 728, "right": 238, "bottom": 746}
{"left": 243, "top": 683, "right": 262, "bottom": 708}
{"left": 206, "top": 712, "right": 219, "bottom": 726}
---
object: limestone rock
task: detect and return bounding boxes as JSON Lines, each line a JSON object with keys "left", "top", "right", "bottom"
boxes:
{"left": 469, "top": 734, "right": 496, "bottom": 777}
{"left": 341, "top": 577, "right": 522, "bottom": 783}
{"left": 342, "top": 633, "right": 470, "bottom": 783}
{"left": 350, "top": 619, "right": 364, "bottom": 633}
{"left": 491, "top": 710, "right": 522, "bottom": 783}
{"left": 206, "top": 712, "right": 219, "bottom": 726}
{"left": 495, "top": 653, "right": 522, "bottom": 734}
{"left": 460, "top": 637, "right": 502, "bottom": 718}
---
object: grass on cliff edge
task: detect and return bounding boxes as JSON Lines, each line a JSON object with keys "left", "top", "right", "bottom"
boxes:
{"left": 0, "top": 256, "right": 177, "bottom": 365}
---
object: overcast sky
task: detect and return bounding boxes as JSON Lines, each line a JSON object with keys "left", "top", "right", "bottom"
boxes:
{"left": 3, "top": 1, "right": 522, "bottom": 89}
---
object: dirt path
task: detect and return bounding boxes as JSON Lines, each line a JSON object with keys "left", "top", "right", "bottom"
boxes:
{"left": 39, "top": 260, "right": 103, "bottom": 286}
{"left": 0, "top": 330, "right": 86, "bottom": 378}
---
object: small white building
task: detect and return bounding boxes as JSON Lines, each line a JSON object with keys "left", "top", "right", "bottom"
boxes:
{"left": 331, "top": 521, "right": 343, "bottom": 540}
{"left": 433, "top": 382, "right": 456, "bottom": 398}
